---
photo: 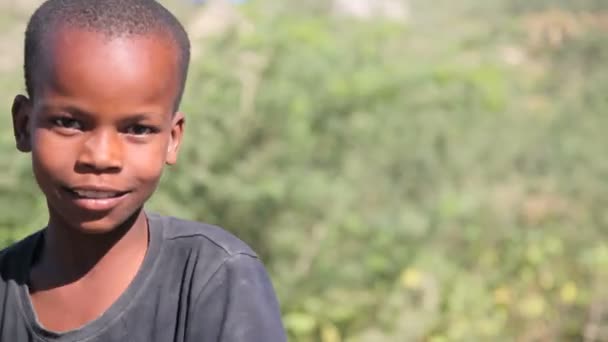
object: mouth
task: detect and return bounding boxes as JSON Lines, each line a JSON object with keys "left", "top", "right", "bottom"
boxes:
{"left": 62, "top": 186, "right": 131, "bottom": 211}
{"left": 66, "top": 188, "right": 129, "bottom": 199}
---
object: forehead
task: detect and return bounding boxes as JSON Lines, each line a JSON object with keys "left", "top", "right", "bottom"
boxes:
{"left": 34, "top": 27, "right": 180, "bottom": 112}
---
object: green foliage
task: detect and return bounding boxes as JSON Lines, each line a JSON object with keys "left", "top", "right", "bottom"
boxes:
{"left": 2, "top": 0, "right": 608, "bottom": 340}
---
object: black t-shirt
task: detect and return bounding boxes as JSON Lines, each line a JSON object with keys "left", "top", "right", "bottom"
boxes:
{"left": 0, "top": 213, "right": 287, "bottom": 342}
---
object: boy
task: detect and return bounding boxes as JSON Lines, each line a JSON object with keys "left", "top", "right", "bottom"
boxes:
{"left": 0, "top": 0, "right": 287, "bottom": 341}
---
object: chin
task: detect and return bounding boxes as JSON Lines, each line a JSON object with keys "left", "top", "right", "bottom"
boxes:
{"left": 49, "top": 203, "right": 145, "bottom": 236}
{"left": 82, "top": 209, "right": 144, "bottom": 234}
{"left": 76, "top": 219, "right": 130, "bottom": 235}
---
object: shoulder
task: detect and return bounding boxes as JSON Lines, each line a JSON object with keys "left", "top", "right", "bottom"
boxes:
{"left": 147, "top": 212, "right": 258, "bottom": 258}
{"left": 0, "top": 230, "right": 42, "bottom": 281}
{"left": 0, "top": 230, "right": 41, "bottom": 264}
{"left": 146, "top": 213, "right": 272, "bottom": 303}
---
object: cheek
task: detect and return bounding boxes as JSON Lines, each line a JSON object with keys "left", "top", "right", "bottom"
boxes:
{"left": 126, "top": 142, "right": 168, "bottom": 183}
{"left": 31, "top": 131, "right": 74, "bottom": 178}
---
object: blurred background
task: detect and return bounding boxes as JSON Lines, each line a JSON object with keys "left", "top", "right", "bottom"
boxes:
{"left": 1, "top": 0, "right": 608, "bottom": 340}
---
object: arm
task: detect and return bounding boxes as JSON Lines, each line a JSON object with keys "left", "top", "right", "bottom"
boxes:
{"left": 189, "top": 253, "right": 287, "bottom": 342}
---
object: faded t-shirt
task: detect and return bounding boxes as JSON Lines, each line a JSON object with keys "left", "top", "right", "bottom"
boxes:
{"left": 0, "top": 212, "right": 287, "bottom": 342}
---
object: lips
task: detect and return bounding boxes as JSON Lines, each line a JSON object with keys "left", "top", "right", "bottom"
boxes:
{"left": 69, "top": 188, "right": 128, "bottom": 199}
{"left": 63, "top": 186, "right": 131, "bottom": 211}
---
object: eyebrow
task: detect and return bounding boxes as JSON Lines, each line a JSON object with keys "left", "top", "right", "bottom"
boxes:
{"left": 39, "top": 104, "right": 156, "bottom": 121}
{"left": 39, "top": 104, "right": 92, "bottom": 118}
{"left": 119, "top": 113, "right": 156, "bottom": 122}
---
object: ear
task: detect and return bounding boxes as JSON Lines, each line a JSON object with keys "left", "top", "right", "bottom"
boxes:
{"left": 11, "top": 95, "right": 32, "bottom": 153}
{"left": 165, "top": 111, "right": 185, "bottom": 165}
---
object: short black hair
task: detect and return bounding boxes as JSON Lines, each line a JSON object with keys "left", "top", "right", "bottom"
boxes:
{"left": 24, "top": 0, "right": 191, "bottom": 110}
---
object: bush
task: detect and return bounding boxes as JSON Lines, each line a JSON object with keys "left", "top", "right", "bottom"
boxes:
{"left": 3, "top": 0, "right": 608, "bottom": 340}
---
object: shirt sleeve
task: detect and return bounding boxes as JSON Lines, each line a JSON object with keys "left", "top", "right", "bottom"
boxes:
{"left": 189, "top": 253, "right": 287, "bottom": 342}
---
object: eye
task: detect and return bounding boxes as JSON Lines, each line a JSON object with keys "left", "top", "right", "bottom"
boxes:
{"left": 126, "top": 124, "right": 155, "bottom": 136}
{"left": 52, "top": 117, "right": 82, "bottom": 130}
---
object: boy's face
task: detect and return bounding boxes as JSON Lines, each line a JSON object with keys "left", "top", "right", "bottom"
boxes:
{"left": 11, "top": 27, "right": 185, "bottom": 233}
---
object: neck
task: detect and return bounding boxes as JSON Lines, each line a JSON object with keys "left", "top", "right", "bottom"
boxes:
{"left": 30, "top": 209, "right": 149, "bottom": 291}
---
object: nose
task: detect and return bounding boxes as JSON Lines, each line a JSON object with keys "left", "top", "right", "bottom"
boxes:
{"left": 76, "top": 128, "right": 123, "bottom": 173}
